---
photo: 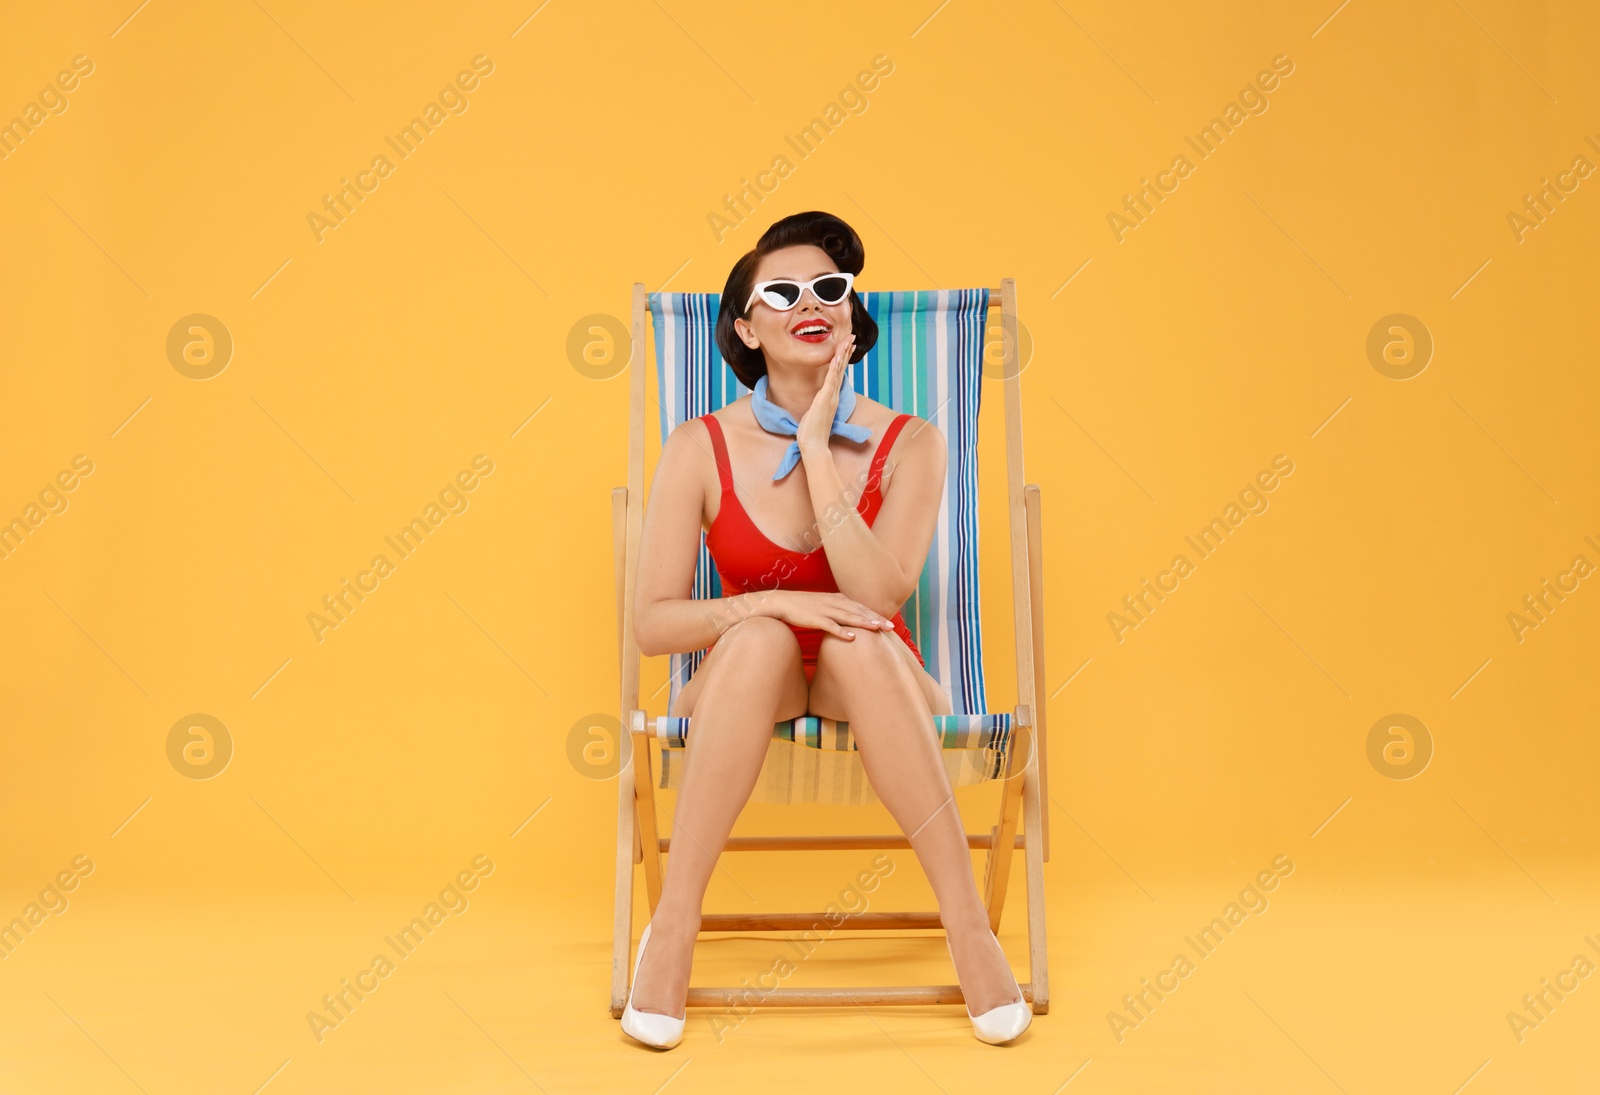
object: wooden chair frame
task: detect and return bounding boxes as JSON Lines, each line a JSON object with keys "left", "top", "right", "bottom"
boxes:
{"left": 609, "top": 278, "right": 1051, "bottom": 1017}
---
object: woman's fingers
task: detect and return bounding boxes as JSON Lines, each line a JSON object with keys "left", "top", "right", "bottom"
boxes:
{"left": 784, "top": 594, "right": 894, "bottom": 636}
{"left": 799, "top": 611, "right": 881, "bottom": 639}
{"left": 825, "top": 613, "right": 889, "bottom": 637}
{"left": 828, "top": 595, "right": 891, "bottom": 628}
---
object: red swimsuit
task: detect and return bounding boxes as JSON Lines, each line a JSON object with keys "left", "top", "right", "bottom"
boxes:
{"left": 700, "top": 410, "right": 926, "bottom": 683}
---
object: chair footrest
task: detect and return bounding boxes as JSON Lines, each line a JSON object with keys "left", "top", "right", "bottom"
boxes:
{"left": 679, "top": 984, "right": 1039, "bottom": 1008}
{"left": 700, "top": 911, "right": 946, "bottom": 931}
{"left": 666, "top": 833, "right": 1026, "bottom": 853}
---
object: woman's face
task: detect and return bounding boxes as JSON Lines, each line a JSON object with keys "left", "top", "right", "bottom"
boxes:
{"left": 733, "top": 244, "right": 853, "bottom": 375}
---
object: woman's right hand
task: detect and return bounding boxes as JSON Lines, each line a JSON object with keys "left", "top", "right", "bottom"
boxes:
{"left": 764, "top": 590, "right": 895, "bottom": 640}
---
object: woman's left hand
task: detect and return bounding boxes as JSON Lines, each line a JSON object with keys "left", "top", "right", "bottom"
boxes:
{"left": 795, "top": 331, "right": 856, "bottom": 460}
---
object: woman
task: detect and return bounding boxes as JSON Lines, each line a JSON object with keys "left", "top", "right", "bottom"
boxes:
{"left": 623, "top": 211, "right": 1030, "bottom": 1048}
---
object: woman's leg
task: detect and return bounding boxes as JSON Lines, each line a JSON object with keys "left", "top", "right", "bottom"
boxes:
{"left": 629, "top": 615, "right": 808, "bottom": 1017}
{"left": 809, "top": 629, "right": 1021, "bottom": 1015}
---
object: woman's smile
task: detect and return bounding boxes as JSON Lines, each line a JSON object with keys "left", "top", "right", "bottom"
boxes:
{"left": 790, "top": 317, "right": 833, "bottom": 344}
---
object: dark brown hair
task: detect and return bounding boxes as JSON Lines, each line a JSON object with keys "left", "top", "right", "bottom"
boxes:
{"left": 715, "top": 211, "right": 879, "bottom": 389}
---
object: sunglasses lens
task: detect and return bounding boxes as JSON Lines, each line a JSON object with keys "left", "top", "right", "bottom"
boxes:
{"left": 762, "top": 282, "right": 803, "bottom": 308}
{"left": 813, "top": 275, "right": 850, "bottom": 303}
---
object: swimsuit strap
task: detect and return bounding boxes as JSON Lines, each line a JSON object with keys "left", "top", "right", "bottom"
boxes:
{"left": 700, "top": 413, "right": 734, "bottom": 494}
{"left": 865, "top": 413, "right": 915, "bottom": 496}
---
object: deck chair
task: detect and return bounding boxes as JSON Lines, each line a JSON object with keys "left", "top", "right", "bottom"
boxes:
{"left": 610, "top": 278, "right": 1051, "bottom": 1018}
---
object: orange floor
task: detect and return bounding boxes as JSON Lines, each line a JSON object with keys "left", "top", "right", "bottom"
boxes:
{"left": 3, "top": 852, "right": 1594, "bottom": 1093}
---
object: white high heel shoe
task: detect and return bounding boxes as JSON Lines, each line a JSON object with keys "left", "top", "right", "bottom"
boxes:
{"left": 946, "top": 929, "right": 1032, "bottom": 1044}
{"left": 621, "top": 921, "right": 686, "bottom": 1049}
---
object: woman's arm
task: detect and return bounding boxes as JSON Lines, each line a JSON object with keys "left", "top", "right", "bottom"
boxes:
{"left": 633, "top": 419, "right": 894, "bottom": 657}
{"left": 633, "top": 420, "right": 749, "bottom": 656}
{"left": 799, "top": 417, "right": 946, "bottom": 621}
{"left": 793, "top": 334, "right": 948, "bottom": 621}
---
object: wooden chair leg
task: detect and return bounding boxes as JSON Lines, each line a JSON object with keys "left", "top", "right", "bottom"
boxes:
{"left": 1025, "top": 483, "right": 1049, "bottom": 864}
{"left": 611, "top": 737, "right": 636, "bottom": 1018}
{"left": 611, "top": 484, "right": 634, "bottom": 1017}
{"left": 1021, "top": 721, "right": 1050, "bottom": 1013}
{"left": 982, "top": 715, "right": 1028, "bottom": 934}
{"left": 629, "top": 710, "right": 665, "bottom": 913}
{"left": 615, "top": 713, "right": 664, "bottom": 1016}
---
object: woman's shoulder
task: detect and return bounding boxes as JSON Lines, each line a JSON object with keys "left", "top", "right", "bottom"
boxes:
{"left": 661, "top": 414, "right": 720, "bottom": 474}
{"left": 867, "top": 403, "right": 943, "bottom": 494}
{"left": 669, "top": 398, "right": 747, "bottom": 440}
{"left": 854, "top": 394, "right": 912, "bottom": 431}
{"left": 862, "top": 398, "right": 941, "bottom": 453}
{"left": 703, "top": 396, "right": 750, "bottom": 429}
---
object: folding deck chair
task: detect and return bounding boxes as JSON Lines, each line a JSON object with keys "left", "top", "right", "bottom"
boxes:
{"left": 610, "top": 278, "right": 1051, "bottom": 1018}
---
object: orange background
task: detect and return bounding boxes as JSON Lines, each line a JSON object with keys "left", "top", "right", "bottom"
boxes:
{"left": 1, "top": 1, "right": 1596, "bottom": 1092}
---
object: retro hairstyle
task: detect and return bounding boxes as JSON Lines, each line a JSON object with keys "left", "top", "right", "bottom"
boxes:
{"left": 715, "top": 210, "right": 880, "bottom": 390}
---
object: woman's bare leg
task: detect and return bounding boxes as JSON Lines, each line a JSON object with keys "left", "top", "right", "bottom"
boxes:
{"left": 629, "top": 615, "right": 808, "bottom": 1017}
{"left": 809, "top": 629, "right": 1021, "bottom": 1015}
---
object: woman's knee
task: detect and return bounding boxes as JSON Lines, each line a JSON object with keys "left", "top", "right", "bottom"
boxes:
{"left": 675, "top": 617, "right": 803, "bottom": 718}
{"left": 815, "top": 628, "right": 904, "bottom": 676}
{"left": 717, "top": 615, "right": 802, "bottom": 670}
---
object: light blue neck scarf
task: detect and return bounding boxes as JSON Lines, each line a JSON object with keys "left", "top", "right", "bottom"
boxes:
{"left": 751, "top": 374, "right": 873, "bottom": 480}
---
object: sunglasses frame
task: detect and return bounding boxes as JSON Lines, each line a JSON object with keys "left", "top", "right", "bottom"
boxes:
{"left": 742, "top": 271, "right": 855, "bottom": 313}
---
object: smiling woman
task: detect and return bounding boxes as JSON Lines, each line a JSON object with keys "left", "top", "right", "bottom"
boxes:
{"left": 623, "top": 210, "right": 1031, "bottom": 1049}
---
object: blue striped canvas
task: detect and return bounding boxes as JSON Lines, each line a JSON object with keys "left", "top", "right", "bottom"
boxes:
{"left": 654, "top": 713, "right": 1012, "bottom": 752}
{"left": 647, "top": 289, "right": 992, "bottom": 718}
{"left": 653, "top": 713, "right": 1015, "bottom": 800}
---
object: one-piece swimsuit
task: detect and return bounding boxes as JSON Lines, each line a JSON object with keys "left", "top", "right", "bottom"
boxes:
{"left": 699, "top": 409, "right": 926, "bottom": 683}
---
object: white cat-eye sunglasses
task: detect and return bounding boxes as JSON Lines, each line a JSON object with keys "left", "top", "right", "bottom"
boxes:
{"left": 743, "top": 271, "right": 855, "bottom": 313}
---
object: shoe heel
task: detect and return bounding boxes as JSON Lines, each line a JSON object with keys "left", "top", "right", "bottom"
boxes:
{"left": 621, "top": 921, "right": 686, "bottom": 1049}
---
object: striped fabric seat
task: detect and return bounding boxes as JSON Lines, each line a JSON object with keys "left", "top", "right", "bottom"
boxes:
{"left": 646, "top": 288, "right": 1010, "bottom": 805}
